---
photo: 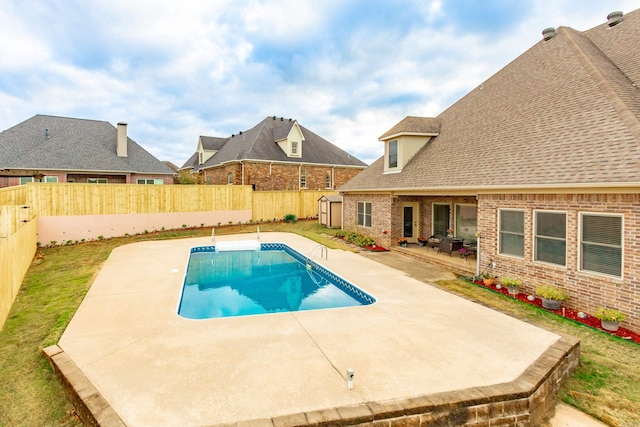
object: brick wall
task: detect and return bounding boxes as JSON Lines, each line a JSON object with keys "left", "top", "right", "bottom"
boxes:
{"left": 479, "top": 193, "right": 640, "bottom": 333}
{"left": 203, "top": 162, "right": 364, "bottom": 191}
{"left": 343, "top": 194, "right": 393, "bottom": 248}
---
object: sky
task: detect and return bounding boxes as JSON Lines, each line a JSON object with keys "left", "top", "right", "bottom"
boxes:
{"left": 1, "top": 1, "right": 637, "bottom": 166}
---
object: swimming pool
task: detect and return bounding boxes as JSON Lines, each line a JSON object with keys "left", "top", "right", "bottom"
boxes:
{"left": 177, "top": 242, "right": 376, "bottom": 319}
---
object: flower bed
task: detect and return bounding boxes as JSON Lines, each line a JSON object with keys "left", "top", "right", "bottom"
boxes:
{"left": 465, "top": 278, "right": 640, "bottom": 345}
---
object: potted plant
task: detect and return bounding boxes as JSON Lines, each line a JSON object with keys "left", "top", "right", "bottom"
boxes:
{"left": 593, "top": 307, "right": 626, "bottom": 332}
{"left": 446, "top": 228, "right": 454, "bottom": 238}
{"left": 535, "top": 285, "right": 568, "bottom": 310}
{"left": 482, "top": 272, "right": 495, "bottom": 286}
{"left": 397, "top": 238, "right": 408, "bottom": 247}
{"left": 502, "top": 277, "right": 521, "bottom": 295}
{"left": 417, "top": 236, "right": 428, "bottom": 246}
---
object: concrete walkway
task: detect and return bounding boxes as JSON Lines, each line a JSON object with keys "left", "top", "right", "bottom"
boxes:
{"left": 56, "top": 233, "right": 581, "bottom": 426}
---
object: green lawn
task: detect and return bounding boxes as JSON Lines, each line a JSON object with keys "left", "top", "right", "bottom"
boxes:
{"left": 0, "top": 221, "right": 638, "bottom": 426}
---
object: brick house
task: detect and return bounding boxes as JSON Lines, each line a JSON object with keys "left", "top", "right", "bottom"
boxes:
{"left": 339, "top": 10, "right": 640, "bottom": 332}
{"left": 0, "top": 115, "right": 175, "bottom": 187}
{"left": 180, "top": 116, "right": 367, "bottom": 190}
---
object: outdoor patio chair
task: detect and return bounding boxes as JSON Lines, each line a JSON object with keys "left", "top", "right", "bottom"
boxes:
{"left": 428, "top": 235, "right": 443, "bottom": 250}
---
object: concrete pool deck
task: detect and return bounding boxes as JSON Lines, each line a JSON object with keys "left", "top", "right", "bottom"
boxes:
{"left": 47, "top": 232, "right": 579, "bottom": 426}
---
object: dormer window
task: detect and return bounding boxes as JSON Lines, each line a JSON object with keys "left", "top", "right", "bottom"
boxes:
{"left": 379, "top": 116, "right": 441, "bottom": 173}
{"left": 275, "top": 120, "right": 304, "bottom": 158}
{"left": 291, "top": 141, "right": 298, "bottom": 155}
{"left": 388, "top": 140, "right": 398, "bottom": 169}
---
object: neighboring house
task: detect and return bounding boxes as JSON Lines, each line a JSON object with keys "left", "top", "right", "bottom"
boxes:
{"left": 180, "top": 116, "right": 367, "bottom": 190}
{"left": 339, "top": 9, "right": 640, "bottom": 332}
{"left": 0, "top": 115, "right": 175, "bottom": 187}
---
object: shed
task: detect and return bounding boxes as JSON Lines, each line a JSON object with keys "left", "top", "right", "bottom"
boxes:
{"left": 318, "top": 195, "right": 342, "bottom": 228}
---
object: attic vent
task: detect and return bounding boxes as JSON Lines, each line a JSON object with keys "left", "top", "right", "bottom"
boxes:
{"left": 607, "top": 11, "right": 623, "bottom": 26}
{"left": 542, "top": 27, "right": 556, "bottom": 41}
{"left": 44, "top": 128, "right": 49, "bottom": 139}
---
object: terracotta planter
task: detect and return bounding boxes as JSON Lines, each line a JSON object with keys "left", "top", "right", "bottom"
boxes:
{"left": 541, "top": 298, "right": 562, "bottom": 310}
{"left": 482, "top": 278, "right": 495, "bottom": 286}
{"left": 601, "top": 320, "right": 620, "bottom": 332}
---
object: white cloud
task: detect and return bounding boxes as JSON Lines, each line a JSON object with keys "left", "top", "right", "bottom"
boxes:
{"left": 1, "top": 0, "right": 638, "bottom": 166}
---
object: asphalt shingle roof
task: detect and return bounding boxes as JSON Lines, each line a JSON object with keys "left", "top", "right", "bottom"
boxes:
{"left": 182, "top": 116, "right": 367, "bottom": 171}
{"left": 341, "top": 8, "right": 640, "bottom": 192}
{"left": 0, "top": 115, "right": 174, "bottom": 174}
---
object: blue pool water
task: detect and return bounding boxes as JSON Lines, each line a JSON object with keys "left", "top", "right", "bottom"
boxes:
{"left": 177, "top": 243, "right": 376, "bottom": 319}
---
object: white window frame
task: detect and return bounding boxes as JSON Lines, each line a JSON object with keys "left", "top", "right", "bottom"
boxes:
{"left": 137, "top": 179, "right": 164, "bottom": 184}
{"left": 357, "top": 201, "right": 372, "bottom": 228}
{"left": 43, "top": 176, "right": 58, "bottom": 183}
{"left": 533, "top": 210, "right": 567, "bottom": 267}
{"left": 498, "top": 208, "right": 525, "bottom": 259}
{"left": 227, "top": 173, "right": 233, "bottom": 185}
{"left": 454, "top": 203, "right": 477, "bottom": 243}
{"left": 325, "top": 173, "right": 331, "bottom": 189}
{"left": 300, "top": 168, "right": 306, "bottom": 189}
{"left": 578, "top": 212, "right": 623, "bottom": 278}
{"left": 20, "top": 177, "right": 34, "bottom": 185}
{"left": 87, "top": 178, "right": 108, "bottom": 184}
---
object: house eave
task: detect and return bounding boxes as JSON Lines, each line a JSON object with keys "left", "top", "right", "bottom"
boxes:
{"left": 379, "top": 132, "right": 439, "bottom": 142}
{"left": 340, "top": 182, "right": 640, "bottom": 196}
{"left": 200, "top": 158, "right": 367, "bottom": 170}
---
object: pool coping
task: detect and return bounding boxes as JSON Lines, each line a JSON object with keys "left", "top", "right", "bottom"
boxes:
{"left": 43, "top": 334, "right": 579, "bottom": 426}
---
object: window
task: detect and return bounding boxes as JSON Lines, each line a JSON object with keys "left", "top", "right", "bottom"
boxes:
{"left": 20, "top": 177, "right": 34, "bottom": 185}
{"left": 137, "top": 179, "right": 164, "bottom": 184}
{"left": 291, "top": 141, "right": 298, "bottom": 155}
{"left": 88, "top": 178, "right": 108, "bottom": 183}
{"left": 388, "top": 140, "right": 398, "bottom": 168}
{"left": 580, "top": 213, "right": 622, "bottom": 277}
{"left": 44, "top": 176, "right": 58, "bottom": 183}
{"left": 198, "top": 152, "right": 203, "bottom": 164}
{"left": 433, "top": 204, "right": 450, "bottom": 236}
{"left": 357, "top": 202, "right": 372, "bottom": 227}
{"left": 300, "top": 169, "right": 306, "bottom": 188}
{"left": 227, "top": 173, "right": 233, "bottom": 185}
{"left": 499, "top": 209, "right": 524, "bottom": 257}
{"left": 534, "top": 211, "right": 566, "bottom": 266}
{"left": 455, "top": 204, "right": 477, "bottom": 242}
{"left": 325, "top": 173, "right": 331, "bottom": 189}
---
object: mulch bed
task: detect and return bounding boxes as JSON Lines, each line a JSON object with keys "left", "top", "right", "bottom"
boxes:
{"left": 466, "top": 278, "right": 640, "bottom": 345}
{"left": 364, "top": 244, "right": 389, "bottom": 252}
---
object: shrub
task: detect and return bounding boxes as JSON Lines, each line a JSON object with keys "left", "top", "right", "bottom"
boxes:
{"left": 284, "top": 214, "right": 297, "bottom": 223}
{"left": 536, "top": 285, "right": 568, "bottom": 301}
{"left": 593, "top": 307, "right": 626, "bottom": 322}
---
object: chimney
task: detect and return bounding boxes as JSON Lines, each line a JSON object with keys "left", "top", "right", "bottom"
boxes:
{"left": 117, "top": 122, "right": 128, "bottom": 157}
{"left": 607, "top": 11, "right": 623, "bottom": 27}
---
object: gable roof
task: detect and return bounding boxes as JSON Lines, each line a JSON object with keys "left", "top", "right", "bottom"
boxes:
{"left": 182, "top": 116, "right": 367, "bottom": 171}
{"left": 0, "top": 115, "right": 174, "bottom": 175}
{"left": 341, "top": 8, "right": 640, "bottom": 192}
{"left": 379, "top": 116, "right": 441, "bottom": 140}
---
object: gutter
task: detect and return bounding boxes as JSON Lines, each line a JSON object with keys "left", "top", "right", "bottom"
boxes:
{"left": 339, "top": 182, "right": 640, "bottom": 195}
{"left": 199, "top": 158, "right": 367, "bottom": 170}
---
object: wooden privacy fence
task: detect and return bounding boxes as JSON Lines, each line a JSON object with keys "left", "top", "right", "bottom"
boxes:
{"left": 252, "top": 190, "right": 334, "bottom": 221}
{"left": 26, "top": 183, "right": 253, "bottom": 216}
{"left": 0, "top": 183, "right": 338, "bottom": 329}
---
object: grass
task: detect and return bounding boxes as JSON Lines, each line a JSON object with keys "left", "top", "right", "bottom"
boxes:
{"left": 0, "top": 221, "right": 638, "bottom": 426}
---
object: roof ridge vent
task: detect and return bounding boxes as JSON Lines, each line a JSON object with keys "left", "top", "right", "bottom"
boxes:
{"left": 607, "top": 11, "right": 623, "bottom": 27}
{"left": 542, "top": 27, "right": 556, "bottom": 41}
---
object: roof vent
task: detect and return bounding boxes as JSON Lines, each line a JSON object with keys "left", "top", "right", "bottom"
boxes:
{"left": 607, "top": 11, "right": 623, "bottom": 26}
{"left": 44, "top": 128, "right": 49, "bottom": 140}
{"left": 280, "top": 117, "right": 283, "bottom": 121}
{"left": 272, "top": 116, "right": 276, "bottom": 120}
{"left": 542, "top": 27, "right": 556, "bottom": 41}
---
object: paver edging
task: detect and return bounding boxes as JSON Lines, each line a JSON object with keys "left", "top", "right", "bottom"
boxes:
{"left": 42, "top": 345, "right": 125, "bottom": 427}
{"left": 42, "top": 336, "right": 578, "bottom": 427}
